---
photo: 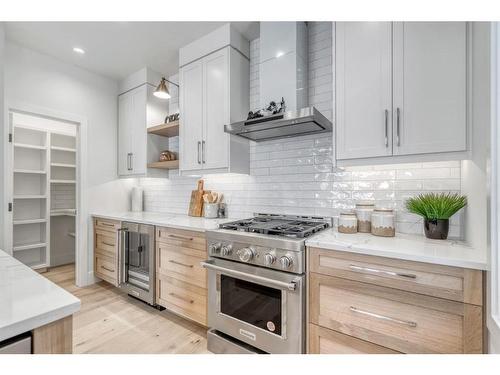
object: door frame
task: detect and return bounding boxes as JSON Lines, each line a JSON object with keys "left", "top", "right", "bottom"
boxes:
{"left": 3, "top": 100, "right": 89, "bottom": 287}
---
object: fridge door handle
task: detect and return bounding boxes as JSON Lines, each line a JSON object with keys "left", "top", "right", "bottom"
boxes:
{"left": 118, "top": 228, "right": 128, "bottom": 286}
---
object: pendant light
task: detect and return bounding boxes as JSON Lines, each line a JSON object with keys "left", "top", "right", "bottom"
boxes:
{"left": 154, "top": 77, "right": 171, "bottom": 99}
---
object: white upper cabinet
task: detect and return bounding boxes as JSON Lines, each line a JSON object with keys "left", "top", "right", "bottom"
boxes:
{"left": 179, "top": 60, "right": 204, "bottom": 172}
{"left": 336, "top": 22, "right": 393, "bottom": 159}
{"left": 336, "top": 22, "right": 468, "bottom": 163}
{"left": 178, "top": 25, "right": 250, "bottom": 175}
{"left": 118, "top": 68, "right": 169, "bottom": 177}
{"left": 393, "top": 22, "right": 467, "bottom": 155}
{"left": 202, "top": 48, "right": 230, "bottom": 170}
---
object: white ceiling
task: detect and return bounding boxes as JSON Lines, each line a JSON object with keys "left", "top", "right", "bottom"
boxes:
{"left": 5, "top": 22, "right": 260, "bottom": 81}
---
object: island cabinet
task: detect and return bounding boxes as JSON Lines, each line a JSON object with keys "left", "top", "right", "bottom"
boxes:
{"left": 155, "top": 226, "right": 208, "bottom": 326}
{"left": 93, "top": 217, "right": 121, "bottom": 286}
{"left": 307, "top": 247, "right": 484, "bottom": 354}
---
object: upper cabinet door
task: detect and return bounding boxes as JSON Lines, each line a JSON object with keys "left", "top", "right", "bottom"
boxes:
{"left": 179, "top": 60, "right": 204, "bottom": 172}
{"left": 118, "top": 91, "right": 133, "bottom": 176}
{"left": 130, "top": 85, "right": 147, "bottom": 175}
{"left": 393, "top": 22, "right": 467, "bottom": 155}
{"left": 336, "top": 22, "right": 393, "bottom": 160}
{"left": 202, "top": 47, "right": 229, "bottom": 170}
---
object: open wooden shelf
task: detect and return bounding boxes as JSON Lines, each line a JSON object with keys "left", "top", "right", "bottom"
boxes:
{"left": 147, "top": 160, "right": 179, "bottom": 170}
{"left": 147, "top": 121, "right": 179, "bottom": 137}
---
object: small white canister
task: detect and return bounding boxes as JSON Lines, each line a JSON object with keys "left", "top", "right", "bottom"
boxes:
{"left": 131, "top": 186, "right": 143, "bottom": 212}
{"left": 338, "top": 211, "right": 358, "bottom": 234}
{"left": 371, "top": 208, "right": 396, "bottom": 237}
{"left": 355, "top": 201, "right": 375, "bottom": 233}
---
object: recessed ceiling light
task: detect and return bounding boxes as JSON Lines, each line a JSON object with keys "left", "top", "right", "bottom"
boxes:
{"left": 73, "top": 47, "right": 85, "bottom": 54}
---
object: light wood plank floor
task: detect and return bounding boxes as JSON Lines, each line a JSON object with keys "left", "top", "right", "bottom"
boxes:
{"left": 43, "top": 264, "right": 209, "bottom": 354}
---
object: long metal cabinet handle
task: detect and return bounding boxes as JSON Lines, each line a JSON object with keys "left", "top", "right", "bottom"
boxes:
{"left": 169, "top": 259, "right": 194, "bottom": 268}
{"left": 349, "top": 264, "right": 417, "bottom": 279}
{"left": 101, "top": 241, "right": 115, "bottom": 247}
{"left": 396, "top": 107, "right": 401, "bottom": 147}
{"left": 202, "top": 140, "right": 206, "bottom": 164}
{"left": 102, "top": 265, "right": 115, "bottom": 273}
{"left": 168, "top": 234, "right": 193, "bottom": 241}
{"left": 201, "top": 260, "right": 299, "bottom": 291}
{"left": 349, "top": 306, "right": 417, "bottom": 327}
{"left": 130, "top": 153, "right": 133, "bottom": 171}
{"left": 127, "top": 153, "right": 133, "bottom": 171}
{"left": 384, "top": 109, "right": 389, "bottom": 147}
{"left": 197, "top": 141, "right": 201, "bottom": 164}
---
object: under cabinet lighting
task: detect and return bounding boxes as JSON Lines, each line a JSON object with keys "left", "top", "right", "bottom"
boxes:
{"left": 73, "top": 47, "right": 85, "bottom": 54}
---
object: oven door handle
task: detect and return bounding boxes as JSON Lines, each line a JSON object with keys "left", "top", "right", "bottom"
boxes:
{"left": 200, "top": 260, "right": 299, "bottom": 291}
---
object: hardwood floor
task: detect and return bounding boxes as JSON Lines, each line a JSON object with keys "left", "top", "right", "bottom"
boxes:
{"left": 43, "top": 264, "right": 209, "bottom": 354}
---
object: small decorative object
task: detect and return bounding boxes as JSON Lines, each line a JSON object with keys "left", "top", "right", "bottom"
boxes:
{"left": 247, "top": 98, "right": 286, "bottom": 120}
{"left": 159, "top": 150, "right": 176, "bottom": 161}
{"left": 338, "top": 211, "right": 358, "bottom": 234}
{"left": 355, "top": 201, "right": 375, "bottom": 233}
{"left": 405, "top": 193, "right": 467, "bottom": 240}
{"left": 371, "top": 208, "right": 396, "bottom": 237}
{"left": 165, "top": 113, "right": 179, "bottom": 123}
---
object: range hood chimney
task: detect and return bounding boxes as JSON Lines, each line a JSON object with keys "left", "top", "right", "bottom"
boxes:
{"left": 225, "top": 22, "right": 332, "bottom": 142}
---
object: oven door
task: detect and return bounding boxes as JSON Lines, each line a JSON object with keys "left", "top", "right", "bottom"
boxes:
{"left": 201, "top": 258, "right": 305, "bottom": 354}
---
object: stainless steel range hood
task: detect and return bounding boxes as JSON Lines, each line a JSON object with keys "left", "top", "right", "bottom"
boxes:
{"left": 224, "top": 22, "right": 333, "bottom": 142}
{"left": 224, "top": 106, "right": 332, "bottom": 141}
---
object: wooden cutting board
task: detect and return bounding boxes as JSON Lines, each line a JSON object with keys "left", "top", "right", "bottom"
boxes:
{"left": 188, "top": 180, "right": 207, "bottom": 217}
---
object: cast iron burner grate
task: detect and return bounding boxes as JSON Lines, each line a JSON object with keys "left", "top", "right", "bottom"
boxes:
{"left": 219, "top": 214, "right": 331, "bottom": 238}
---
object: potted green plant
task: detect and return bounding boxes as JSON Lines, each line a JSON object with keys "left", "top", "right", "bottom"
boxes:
{"left": 405, "top": 193, "right": 467, "bottom": 240}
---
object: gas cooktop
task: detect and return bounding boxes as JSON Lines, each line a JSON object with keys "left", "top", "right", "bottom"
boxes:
{"left": 219, "top": 214, "right": 331, "bottom": 238}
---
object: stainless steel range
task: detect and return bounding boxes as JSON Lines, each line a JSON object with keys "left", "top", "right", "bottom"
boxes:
{"left": 201, "top": 214, "right": 332, "bottom": 354}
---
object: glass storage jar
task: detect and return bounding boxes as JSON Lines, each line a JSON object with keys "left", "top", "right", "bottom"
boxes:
{"left": 338, "top": 211, "right": 358, "bottom": 234}
{"left": 371, "top": 208, "right": 395, "bottom": 237}
{"left": 355, "top": 201, "right": 375, "bottom": 233}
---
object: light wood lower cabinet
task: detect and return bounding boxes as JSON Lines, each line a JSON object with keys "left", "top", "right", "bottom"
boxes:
{"left": 32, "top": 315, "right": 73, "bottom": 354}
{"left": 309, "top": 323, "right": 399, "bottom": 354}
{"left": 156, "top": 226, "right": 207, "bottom": 326}
{"left": 307, "top": 247, "right": 484, "bottom": 354}
{"left": 93, "top": 217, "right": 120, "bottom": 286}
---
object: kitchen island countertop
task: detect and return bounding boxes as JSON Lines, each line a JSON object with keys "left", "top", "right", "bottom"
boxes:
{"left": 0, "top": 249, "right": 80, "bottom": 342}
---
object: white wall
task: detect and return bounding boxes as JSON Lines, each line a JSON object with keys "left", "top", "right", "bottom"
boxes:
{"left": 4, "top": 42, "right": 131, "bottom": 284}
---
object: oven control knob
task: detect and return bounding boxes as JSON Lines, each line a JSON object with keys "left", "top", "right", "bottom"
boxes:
{"left": 221, "top": 244, "right": 233, "bottom": 256}
{"left": 238, "top": 247, "right": 255, "bottom": 262}
{"left": 264, "top": 253, "right": 276, "bottom": 266}
{"left": 280, "top": 256, "right": 293, "bottom": 269}
{"left": 208, "top": 243, "right": 221, "bottom": 254}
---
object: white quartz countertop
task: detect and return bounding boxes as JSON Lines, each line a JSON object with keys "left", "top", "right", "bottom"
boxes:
{"left": 305, "top": 229, "right": 488, "bottom": 270}
{"left": 0, "top": 249, "right": 81, "bottom": 342}
{"left": 91, "top": 211, "right": 238, "bottom": 232}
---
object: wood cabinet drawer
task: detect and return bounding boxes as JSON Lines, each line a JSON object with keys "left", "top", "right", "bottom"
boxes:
{"left": 95, "top": 230, "right": 117, "bottom": 259}
{"left": 309, "top": 273, "right": 483, "bottom": 353}
{"left": 94, "top": 217, "right": 121, "bottom": 233}
{"left": 95, "top": 254, "right": 118, "bottom": 286}
{"left": 308, "top": 324, "right": 399, "bottom": 354}
{"left": 157, "top": 244, "right": 206, "bottom": 289}
{"left": 156, "top": 275, "right": 207, "bottom": 326}
{"left": 308, "top": 247, "right": 483, "bottom": 305}
{"left": 156, "top": 226, "right": 206, "bottom": 253}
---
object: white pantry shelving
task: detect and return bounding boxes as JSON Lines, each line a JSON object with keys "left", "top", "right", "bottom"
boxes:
{"left": 11, "top": 121, "right": 78, "bottom": 270}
